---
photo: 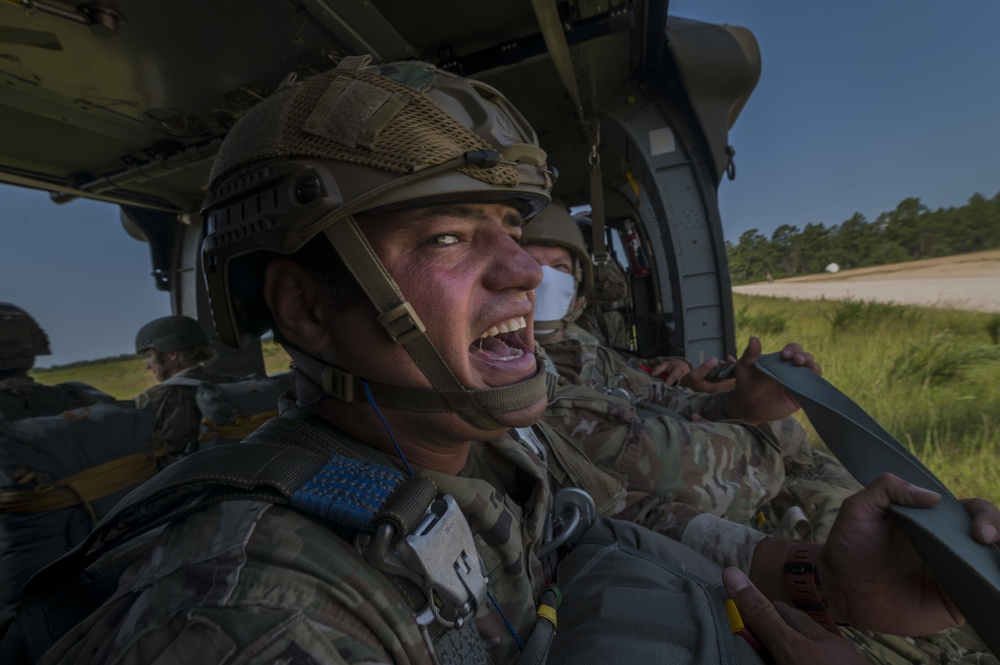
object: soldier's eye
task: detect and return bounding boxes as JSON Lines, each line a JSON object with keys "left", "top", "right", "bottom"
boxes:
{"left": 428, "top": 234, "right": 460, "bottom": 245}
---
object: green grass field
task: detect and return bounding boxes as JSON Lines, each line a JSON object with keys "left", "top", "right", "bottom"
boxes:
{"left": 733, "top": 293, "right": 1000, "bottom": 504}
{"left": 31, "top": 299, "right": 1000, "bottom": 503}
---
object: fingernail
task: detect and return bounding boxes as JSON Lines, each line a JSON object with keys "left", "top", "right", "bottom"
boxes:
{"left": 982, "top": 524, "right": 998, "bottom": 542}
{"left": 723, "top": 567, "right": 749, "bottom": 593}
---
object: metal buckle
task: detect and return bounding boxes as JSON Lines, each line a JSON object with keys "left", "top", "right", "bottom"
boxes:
{"left": 378, "top": 302, "right": 427, "bottom": 345}
{"left": 321, "top": 365, "right": 354, "bottom": 402}
{"left": 515, "top": 427, "right": 547, "bottom": 462}
{"left": 398, "top": 495, "right": 488, "bottom": 627}
{"left": 538, "top": 487, "right": 596, "bottom": 557}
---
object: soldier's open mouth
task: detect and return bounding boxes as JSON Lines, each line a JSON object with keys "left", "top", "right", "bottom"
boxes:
{"left": 470, "top": 316, "right": 528, "bottom": 361}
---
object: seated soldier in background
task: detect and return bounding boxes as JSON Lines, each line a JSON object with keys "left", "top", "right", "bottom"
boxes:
{"left": 134, "top": 315, "right": 238, "bottom": 457}
{"left": 523, "top": 203, "right": 825, "bottom": 534}
{"left": 8, "top": 61, "right": 997, "bottom": 665}
{"left": 0, "top": 303, "right": 111, "bottom": 420}
{"left": 522, "top": 204, "right": 992, "bottom": 663}
{"left": 1, "top": 304, "right": 157, "bottom": 622}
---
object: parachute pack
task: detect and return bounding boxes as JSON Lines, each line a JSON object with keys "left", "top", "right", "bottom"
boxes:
{"left": 159, "top": 372, "right": 289, "bottom": 447}
{"left": 0, "top": 399, "right": 162, "bottom": 619}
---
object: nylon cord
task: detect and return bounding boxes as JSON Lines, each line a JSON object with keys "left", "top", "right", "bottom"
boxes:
{"left": 363, "top": 379, "right": 416, "bottom": 477}
{"left": 487, "top": 589, "right": 524, "bottom": 652}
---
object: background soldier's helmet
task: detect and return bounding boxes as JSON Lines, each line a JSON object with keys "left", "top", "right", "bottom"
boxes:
{"left": 520, "top": 201, "right": 594, "bottom": 297}
{"left": 135, "top": 315, "right": 210, "bottom": 354}
{"left": 199, "top": 56, "right": 555, "bottom": 430}
{"left": 0, "top": 303, "right": 51, "bottom": 371}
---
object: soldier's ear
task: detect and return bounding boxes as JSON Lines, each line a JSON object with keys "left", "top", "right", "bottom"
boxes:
{"left": 263, "top": 258, "right": 331, "bottom": 354}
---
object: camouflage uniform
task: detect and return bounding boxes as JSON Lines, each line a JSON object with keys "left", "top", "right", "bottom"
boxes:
{"left": 544, "top": 381, "right": 797, "bottom": 528}
{"left": 540, "top": 323, "right": 815, "bottom": 530}
{"left": 40, "top": 398, "right": 769, "bottom": 665}
{"left": 540, "top": 325, "right": 996, "bottom": 663}
{"left": 134, "top": 364, "right": 237, "bottom": 459}
{"left": 0, "top": 376, "right": 110, "bottom": 422}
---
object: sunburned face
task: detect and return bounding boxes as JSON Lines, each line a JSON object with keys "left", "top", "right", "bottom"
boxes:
{"left": 327, "top": 203, "right": 544, "bottom": 395}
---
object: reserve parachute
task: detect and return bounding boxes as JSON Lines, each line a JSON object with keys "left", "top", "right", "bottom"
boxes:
{"left": 0, "top": 400, "right": 162, "bottom": 618}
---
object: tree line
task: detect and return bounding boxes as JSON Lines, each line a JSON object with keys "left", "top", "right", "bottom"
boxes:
{"left": 726, "top": 191, "right": 1000, "bottom": 284}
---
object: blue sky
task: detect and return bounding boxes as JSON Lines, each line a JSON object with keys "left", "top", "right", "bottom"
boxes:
{"left": 3, "top": 1, "right": 999, "bottom": 367}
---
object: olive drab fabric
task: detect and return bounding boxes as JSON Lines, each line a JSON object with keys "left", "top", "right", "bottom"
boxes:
{"left": 550, "top": 517, "right": 768, "bottom": 664}
{"left": 0, "top": 399, "right": 161, "bottom": 620}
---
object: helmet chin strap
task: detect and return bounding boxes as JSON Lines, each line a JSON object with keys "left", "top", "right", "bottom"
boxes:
{"left": 281, "top": 215, "right": 547, "bottom": 431}
{"left": 284, "top": 345, "right": 547, "bottom": 431}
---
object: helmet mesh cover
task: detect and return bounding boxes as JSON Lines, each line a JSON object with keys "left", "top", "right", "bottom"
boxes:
{"left": 209, "top": 66, "right": 521, "bottom": 192}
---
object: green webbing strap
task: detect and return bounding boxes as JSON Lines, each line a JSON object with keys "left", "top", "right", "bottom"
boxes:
{"left": 285, "top": 344, "right": 548, "bottom": 423}
{"left": 756, "top": 353, "right": 1000, "bottom": 656}
{"left": 531, "top": 0, "right": 586, "bottom": 127}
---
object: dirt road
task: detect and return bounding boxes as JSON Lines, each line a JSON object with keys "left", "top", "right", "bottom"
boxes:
{"left": 732, "top": 250, "right": 1000, "bottom": 313}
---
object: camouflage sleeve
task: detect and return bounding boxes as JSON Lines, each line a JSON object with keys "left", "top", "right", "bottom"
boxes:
{"left": 612, "top": 491, "right": 768, "bottom": 572}
{"left": 596, "top": 346, "right": 736, "bottom": 417}
{"left": 136, "top": 384, "right": 203, "bottom": 459}
{"left": 544, "top": 385, "right": 785, "bottom": 525}
{"left": 538, "top": 418, "right": 769, "bottom": 572}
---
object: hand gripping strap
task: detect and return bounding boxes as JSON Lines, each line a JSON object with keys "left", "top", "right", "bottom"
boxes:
{"left": 756, "top": 353, "right": 1000, "bottom": 655}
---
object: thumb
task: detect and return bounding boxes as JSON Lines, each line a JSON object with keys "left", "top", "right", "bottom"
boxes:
{"left": 740, "top": 337, "right": 762, "bottom": 366}
{"left": 724, "top": 568, "right": 795, "bottom": 653}
{"left": 866, "top": 472, "right": 941, "bottom": 510}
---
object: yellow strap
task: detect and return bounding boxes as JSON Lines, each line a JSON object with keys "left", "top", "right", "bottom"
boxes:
{"left": 0, "top": 449, "right": 164, "bottom": 516}
{"left": 724, "top": 598, "right": 745, "bottom": 633}
{"left": 198, "top": 411, "right": 278, "bottom": 442}
{"left": 536, "top": 603, "right": 557, "bottom": 629}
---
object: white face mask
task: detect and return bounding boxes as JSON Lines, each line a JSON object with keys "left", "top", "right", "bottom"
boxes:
{"left": 533, "top": 265, "right": 578, "bottom": 335}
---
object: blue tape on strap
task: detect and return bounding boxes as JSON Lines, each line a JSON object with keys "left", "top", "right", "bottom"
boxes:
{"left": 290, "top": 454, "right": 404, "bottom": 531}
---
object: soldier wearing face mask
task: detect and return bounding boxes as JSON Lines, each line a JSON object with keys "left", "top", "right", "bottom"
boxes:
{"left": 522, "top": 203, "right": 858, "bottom": 537}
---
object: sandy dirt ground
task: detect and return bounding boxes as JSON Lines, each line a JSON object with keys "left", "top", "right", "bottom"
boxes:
{"left": 732, "top": 249, "right": 1000, "bottom": 313}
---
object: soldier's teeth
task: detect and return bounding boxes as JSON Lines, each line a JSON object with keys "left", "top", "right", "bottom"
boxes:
{"left": 478, "top": 316, "right": 526, "bottom": 340}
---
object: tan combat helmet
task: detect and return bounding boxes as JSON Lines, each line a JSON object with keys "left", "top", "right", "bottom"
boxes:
{"left": 134, "top": 315, "right": 210, "bottom": 354}
{"left": 0, "top": 303, "right": 51, "bottom": 373}
{"left": 200, "top": 56, "right": 555, "bottom": 431}
{"left": 520, "top": 201, "right": 594, "bottom": 295}
{"left": 520, "top": 201, "right": 595, "bottom": 333}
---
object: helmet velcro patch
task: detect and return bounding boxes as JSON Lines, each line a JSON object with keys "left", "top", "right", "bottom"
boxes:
{"left": 302, "top": 77, "right": 408, "bottom": 150}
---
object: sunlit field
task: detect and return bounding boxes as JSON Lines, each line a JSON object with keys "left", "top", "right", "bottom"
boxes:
{"left": 734, "top": 293, "right": 1000, "bottom": 504}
